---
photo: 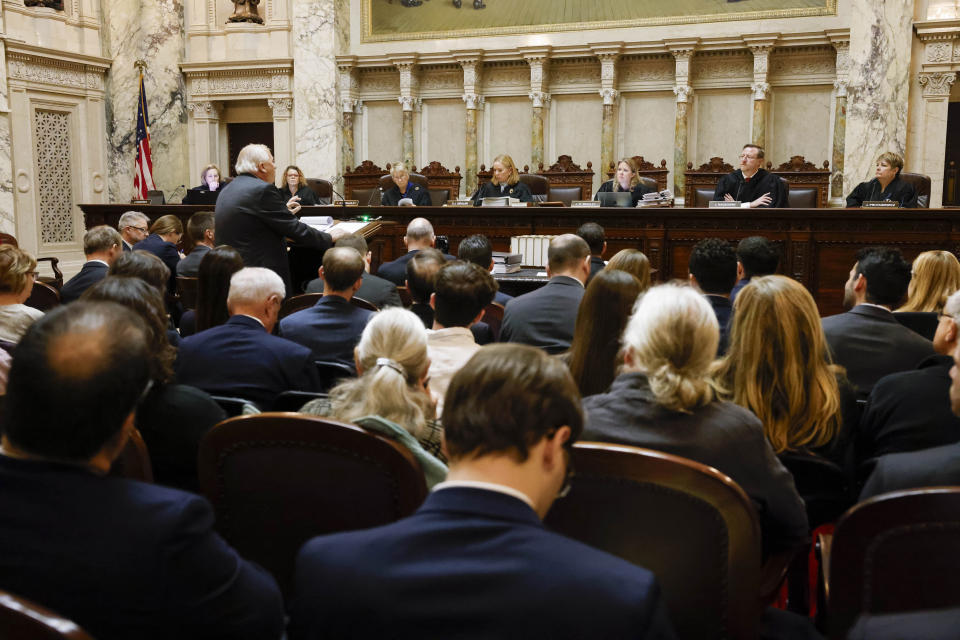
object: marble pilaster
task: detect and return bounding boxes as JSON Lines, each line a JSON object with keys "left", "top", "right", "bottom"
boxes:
{"left": 0, "top": 18, "right": 13, "bottom": 234}
{"left": 395, "top": 59, "right": 419, "bottom": 168}
{"left": 269, "top": 98, "right": 294, "bottom": 170}
{"left": 464, "top": 103, "right": 479, "bottom": 196}
{"left": 747, "top": 41, "right": 774, "bottom": 149}
{"left": 668, "top": 42, "right": 697, "bottom": 199}
{"left": 595, "top": 50, "right": 620, "bottom": 178}
{"left": 524, "top": 50, "right": 550, "bottom": 170}
{"left": 293, "top": 0, "right": 339, "bottom": 180}
{"left": 918, "top": 72, "right": 957, "bottom": 207}
{"left": 186, "top": 101, "right": 221, "bottom": 188}
{"left": 337, "top": 58, "right": 359, "bottom": 174}
{"left": 830, "top": 39, "right": 850, "bottom": 201}
{"left": 341, "top": 101, "right": 356, "bottom": 173}
{"left": 843, "top": 0, "right": 914, "bottom": 196}
{"left": 401, "top": 105, "right": 415, "bottom": 168}
{"left": 459, "top": 55, "right": 483, "bottom": 195}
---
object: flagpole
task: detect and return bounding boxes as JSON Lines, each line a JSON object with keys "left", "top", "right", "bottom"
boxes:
{"left": 133, "top": 59, "right": 156, "bottom": 201}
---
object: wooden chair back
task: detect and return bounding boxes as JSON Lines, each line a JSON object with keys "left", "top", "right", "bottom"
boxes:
{"left": 314, "top": 360, "right": 356, "bottom": 393}
{"left": 342, "top": 160, "right": 386, "bottom": 201}
{"left": 419, "top": 160, "right": 462, "bottom": 201}
{"left": 0, "top": 235, "right": 63, "bottom": 289}
{"left": 24, "top": 282, "right": 60, "bottom": 312}
{"left": 108, "top": 427, "right": 154, "bottom": 483}
{"left": 306, "top": 178, "right": 333, "bottom": 201}
{"left": 351, "top": 296, "right": 378, "bottom": 312}
{"left": 0, "top": 590, "right": 94, "bottom": 640}
{"left": 779, "top": 451, "right": 851, "bottom": 530}
{"left": 546, "top": 186, "right": 582, "bottom": 206}
{"left": 378, "top": 172, "right": 429, "bottom": 192}
{"left": 684, "top": 157, "right": 735, "bottom": 206}
{"left": 518, "top": 173, "right": 549, "bottom": 201}
{"left": 396, "top": 285, "right": 413, "bottom": 307}
{"left": 767, "top": 156, "right": 831, "bottom": 208}
{"left": 279, "top": 293, "right": 322, "bottom": 320}
{"left": 198, "top": 413, "right": 428, "bottom": 598}
{"left": 607, "top": 156, "right": 670, "bottom": 192}
{"left": 545, "top": 442, "right": 763, "bottom": 640}
{"left": 176, "top": 276, "right": 199, "bottom": 310}
{"left": 536, "top": 155, "right": 595, "bottom": 201}
{"left": 482, "top": 301, "right": 505, "bottom": 341}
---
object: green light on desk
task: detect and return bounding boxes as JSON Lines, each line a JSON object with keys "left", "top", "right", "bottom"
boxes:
{"left": 358, "top": 214, "right": 371, "bottom": 221}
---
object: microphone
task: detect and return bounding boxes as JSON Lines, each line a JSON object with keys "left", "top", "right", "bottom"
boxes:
{"left": 734, "top": 178, "right": 742, "bottom": 202}
{"left": 367, "top": 186, "right": 382, "bottom": 207}
{"left": 330, "top": 185, "right": 349, "bottom": 208}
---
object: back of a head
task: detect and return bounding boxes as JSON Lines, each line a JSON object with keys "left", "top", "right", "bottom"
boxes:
{"left": 604, "top": 249, "right": 651, "bottom": 291}
{"left": 227, "top": 267, "right": 285, "bottom": 311}
{"left": 149, "top": 214, "right": 183, "bottom": 237}
{"left": 434, "top": 261, "right": 498, "bottom": 327}
{"left": 2, "top": 302, "right": 150, "bottom": 462}
{"left": 109, "top": 250, "right": 170, "bottom": 293}
{"left": 736, "top": 236, "right": 779, "bottom": 278}
{"left": 547, "top": 234, "right": 590, "bottom": 274}
{"left": 689, "top": 238, "right": 737, "bottom": 295}
{"left": 405, "top": 217, "right": 435, "bottom": 244}
{"left": 443, "top": 344, "right": 583, "bottom": 462}
{"left": 186, "top": 212, "right": 215, "bottom": 251}
{"left": 856, "top": 246, "right": 911, "bottom": 306}
{"left": 197, "top": 245, "right": 244, "bottom": 332}
{"left": 0, "top": 245, "right": 36, "bottom": 295}
{"left": 235, "top": 143, "right": 271, "bottom": 175}
{"left": 576, "top": 222, "right": 605, "bottom": 255}
{"left": 83, "top": 225, "right": 122, "bottom": 256}
{"left": 622, "top": 283, "right": 718, "bottom": 412}
{"left": 901, "top": 250, "right": 960, "bottom": 312}
{"left": 457, "top": 234, "right": 493, "bottom": 269}
{"left": 335, "top": 233, "right": 368, "bottom": 256}
{"left": 406, "top": 248, "right": 445, "bottom": 303}
{"left": 322, "top": 247, "right": 365, "bottom": 292}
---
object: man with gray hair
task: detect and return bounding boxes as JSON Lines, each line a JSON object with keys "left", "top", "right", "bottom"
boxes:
{"left": 215, "top": 143, "right": 343, "bottom": 295}
{"left": 376, "top": 217, "right": 454, "bottom": 286}
{"left": 117, "top": 210, "right": 149, "bottom": 251}
{"left": 60, "top": 225, "right": 123, "bottom": 303}
{"left": 176, "top": 267, "right": 320, "bottom": 408}
{"left": 500, "top": 234, "right": 591, "bottom": 354}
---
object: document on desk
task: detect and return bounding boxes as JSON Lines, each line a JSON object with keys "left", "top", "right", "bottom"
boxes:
{"left": 327, "top": 221, "right": 371, "bottom": 234}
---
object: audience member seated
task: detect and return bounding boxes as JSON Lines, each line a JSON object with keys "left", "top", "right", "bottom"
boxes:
{"left": 603, "top": 248, "right": 652, "bottom": 290}
{"left": 376, "top": 217, "right": 454, "bottom": 286}
{"left": 858, "top": 289, "right": 960, "bottom": 467}
{"left": 81, "top": 276, "right": 225, "bottom": 492}
{"left": 713, "top": 144, "right": 788, "bottom": 208}
{"left": 289, "top": 344, "right": 675, "bottom": 640}
{"left": 594, "top": 157, "right": 655, "bottom": 207}
{"left": 730, "top": 235, "right": 779, "bottom": 304}
{"left": 177, "top": 267, "right": 320, "bottom": 408}
{"left": 305, "top": 233, "right": 401, "bottom": 308}
{"left": 60, "top": 226, "right": 123, "bottom": 304}
{"left": 576, "top": 222, "right": 606, "bottom": 282}
{"left": 565, "top": 269, "right": 643, "bottom": 397}
{"left": 134, "top": 214, "right": 183, "bottom": 295}
{"left": 108, "top": 250, "right": 180, "bottom": 345}
{"left": 896, "top": 250, "right": 960, "bottom": 313}
{"left": 277, "top": 165, "right": 318, "bottom": 207}
{"left": 822, "top": 247, "right": 936, "bottom": 399}
{"left": 426, "top": 261, "right": 497, "bottom": 416}
{"left": 846, "top": 151, "right": 918, "bottom": 208}
{"left": 176, "top": 212, "right": 216, "bottom": 277}
{"left": 714, "top": 275, "right": 857, "bottom": 473}
{"left": 457, "top": 233, "right": 513, "bottom": 306}
{"left": 179, "top": 245, "right": 244, "bottom": 338}
{"left": 117, "top": 210, "right": 149, "bottom": 252}
{"left": 581, "top": 283, "right": 808, "bottom": 556}
{"left": 470, "top": 154, "right": 534, "bottom": 205}
{"left": 0, "top": 245, "right": 43, "bottom": 344}
{"left": 300, "top": 307, "right": 447, "bottom": 484}
{"left": 500, "top": 234, "right": 590, "bottom": 354}
{"left": 688, "top": 237, "right": 736, "bottom": 355}
{"left": 380, "top": 161, "right": 431, "bottom": 207}
{"left": 405, "top": 248, "right": 445, "bottom": 329}
{"left": 0, "top": 302, "right": 283, "bottom": 639}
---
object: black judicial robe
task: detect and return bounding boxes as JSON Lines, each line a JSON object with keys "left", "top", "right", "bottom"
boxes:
{"left": 595, "top": 179, "right": 655, "bottom": 207}
{"left": 713, "top": 169, "right": 788, "bottom": 208}
{"left": 277, "top": 185, "right": 320, "bottom": 207}
{"left": 471, "top": 181, "right": 533, "bottom": 206}
{"left": 846, "top": 176, "right": 918, "bottom": 208}
{"left": 381, "top": 182, "right": 432, "bottom": 207}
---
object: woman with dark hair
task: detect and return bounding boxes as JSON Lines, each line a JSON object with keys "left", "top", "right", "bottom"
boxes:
{"left": 134, "top": 214, "right": 183, "bottom": 295}
{"left": 81, "top": 276, "right": 225, "bottom": 491}
{"left": 179, "top": 245, "right": 244, "bottom": 337}
{"left": 565, "top": 269, "right": 642, "bottom": 397}
{"left": 277, "top": 165, "right": 319, "bottom": 206}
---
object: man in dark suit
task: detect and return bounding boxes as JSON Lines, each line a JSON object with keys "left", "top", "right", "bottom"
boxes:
{"left": 822, "top": 247, "right": 936, "bottom": 399}
{"left": 688, "top": 237, "right": 736, "bottom": 355}
{"left": 730, "top": 235, "right": 779, "bottom": 304}
{"left": 0, "top": 302, "right": 283, "bottom": 640}
{"left": 60, "top": 225, "right": 123, "bottom": 303}
{"left": 177, "top": 267, "right": 321, "bottom": 408}
{"left": 280, "top": 247, "right": 373, "bottom": 372}
{"left": 177, "top": 211, "right": 215, "bottom": 277}
{"left": 375, "top": 217, "right": 454, "bottom": 286}
{"left": 500, "top": 234, "right": 591, "bottom": 354}
{"left": 215, "top": 143, "right": 341, "bottom": 295}
{"left": 457, "top": 233, "right": 512, "bottom": 306}
{"left": 576, "top": 221, "right": 606, "bottom": 283}
{"left": 289, "top": 344, "right": 676, "bottom": 640}
{"left": 304, "top": 233, "right": 401, "bottom": 307}
{"left": 117, "top": 210, "right": 149, "bottom": 251}
{"left": 405, "top": 247, "right": 446, "bottom": 329}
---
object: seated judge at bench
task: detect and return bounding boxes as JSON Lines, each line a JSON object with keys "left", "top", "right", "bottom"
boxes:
{"left": 470, "top": 154, "right": 533, "bottom": 205}
{"left": 278, "top": 165, "right": 319, "bottom": 207}
{"left": 381, "top": 162, "right": 432, "bottom": 207}
{"left": 846, "top": 151, "right": 918, "bottom": 208}
{"left": 594, "top": 157, "right": 654, "bottom": 206}
{"left": 713, "top": 144, "right": 788, "bottom": 208}
{"left": 195, "top": 163, "right": 221, "bottom": 192}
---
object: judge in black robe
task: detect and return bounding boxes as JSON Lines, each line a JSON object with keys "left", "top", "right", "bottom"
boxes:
{"left": 595, "top": 158, "right": 655, "bottom": 206}
{"left": 471, "top": 154, "right": 534, "bottom": 205}
{"left": 846, "top": 177, "right": 917, "bottom": 208}
{"left": 381, "top": 163, "right": 433, "bottom": 207}
{"left": 713, "top": 168, "right": 788, "bottom": 208}
{"left": 278, "top": 165, "right": 321, "bottom": 207}
{"left": 595, "top": 180, "right": 653, "bottom": 207}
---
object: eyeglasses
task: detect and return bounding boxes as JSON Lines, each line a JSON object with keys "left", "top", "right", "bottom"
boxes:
{"left": 126, "top": 225, "right": 148, "bottom": 233}
{"left": 28, "top": 271, "right": 39, "bottom": 278}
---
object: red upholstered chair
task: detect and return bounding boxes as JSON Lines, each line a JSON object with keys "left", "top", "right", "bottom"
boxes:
{"left": 0, "top": 591, "right": 94, "bottom": 640}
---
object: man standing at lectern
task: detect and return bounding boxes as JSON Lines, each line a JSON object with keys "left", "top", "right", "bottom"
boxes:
{"left": 215, "top": 143, "right": 343, "bottom": 295}
{"left": 712, "top": 144, "right": 788, "bottom": 208}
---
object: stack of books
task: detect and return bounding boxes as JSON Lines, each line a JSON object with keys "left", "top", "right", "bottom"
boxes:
{"left": 638, "top": 190, "right": 675, "bottom": 207}
{"left": 492, "top": 251, "right": 522, "bottom": 274}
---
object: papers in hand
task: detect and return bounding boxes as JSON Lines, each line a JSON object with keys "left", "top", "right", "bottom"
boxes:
{"left": 398, "top": 197, "right": 415, "bottom": 207}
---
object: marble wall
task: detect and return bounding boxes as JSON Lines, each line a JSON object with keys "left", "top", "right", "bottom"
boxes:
{"left": 692, "top": 90, "right": 752, "bottom": 166}
{"left": 549, "top": 95, "right": 603, "bottom": 191}
{"left": 619, "top": 91, "right": 677, "bottom": 180}
{"left": 363, "top": 100, "right": 402, "bottom": 167}
{"left": 770, "top": 86, "right": 833, "bottom": 166}
{"left": 0, "top": 12, "right": 13, "bottom": 236}
{"left": 421, "top": 98, "right": 466, "bottom": 192}
{"left": 482, "top": 97, "right": 531, "bottom": 171}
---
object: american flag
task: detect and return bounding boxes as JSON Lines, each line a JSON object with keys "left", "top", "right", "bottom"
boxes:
{"left": 133, "top": 71, "right": 156, "bottom": 199}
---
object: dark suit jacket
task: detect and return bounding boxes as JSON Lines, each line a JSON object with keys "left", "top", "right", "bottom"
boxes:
{"left": 713, "top": 169, "right": 788, "bottom": 208}
{"left": 375, "top": 249, "right": 456, "bottom": 286}
{"left": 821, "top": 304, "right": 937, "bottom": 399}
{"left": 59, "top": 260, "right": 109, "bottom": 303}
{"left": 278, "top": 295, "right": 373, "bottom": 371}
{"left": 215, "top": 173, "right": 332, "bottom": 294}
{"left": 305, "top": 272, "right": 401, "bottom": 308}
{"left": 176, "top": 314, "right": 320, "bottom": 408}
{"left": 500, "top": 275, "right": 585, "bottom": 354}
{"left": 176, "top": 244, "right": 211, "bottom": 277}
{"left": 860, "top": 441, "right": 960, "bottom": 500}
{"left": 729, "top": 276, "right": 751, "bottom": 305}
{"left": 0, "top": 455, "right": 283, "bottom": 640}
{"left": 705, "top": 294, "right": 733, "bottom": 355}
{"left": 289, "top": 487, "right": 676, "bottom": 640}
{"left": 587, "top": 256, "right": 605, "bottom": 283}
{"left": 381, "top": 182, "right": 432, "bottom": 207}
{"left": 471, "top": 180, "right": 534, "bottom": 205}
{"left": 134, "top": 233, "right": 181, "bottom": 294}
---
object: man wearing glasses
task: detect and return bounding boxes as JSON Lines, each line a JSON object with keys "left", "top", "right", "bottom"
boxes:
{"left": 117, "top": 210, "right": 150, "bottom": 251}
{"left": 712, "top": 143, "right": 788, "bottom": 208}
{"left": 290, "top": 344, "right": 676, "bottom": 640}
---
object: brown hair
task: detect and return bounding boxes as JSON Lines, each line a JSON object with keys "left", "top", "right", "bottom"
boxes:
{"left": 491, "top": 154, "right": 520, "bottom": 186}
{"left": 604, "top": 249, "right": 651, "bottom": 291}
{"left": 613, "top": 157, "right": 640, "bottom": 191}
{"left": 322, "top": 247, "right": 365, "bottom": 292}
{"left": 196, "top": 246, "right": 244, "bottom": 332}
{"left": 897, "top": 250, "right": 960, "bottom": 313}
{"left": 279, "top": 165, "right": 308, "bottom": 191}
{"left": 109, "top": 250, "right": 170, "bottom": 294}
{"left": 0, "top": 245, "right": 37, "bottom": 294}
{"left": 148, "top": 214, "right": 183, "bottom": 237}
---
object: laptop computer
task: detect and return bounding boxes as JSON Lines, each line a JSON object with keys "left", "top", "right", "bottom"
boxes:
{"left": 596, "top": 191, "right": 633, "bottom": 207}
{"left": 182, "top": 188, "right": 220, "bottom": 205}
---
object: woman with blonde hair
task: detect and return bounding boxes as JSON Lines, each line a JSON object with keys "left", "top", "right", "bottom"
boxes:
{"left": 134, "top": 214, "right": 183, "bottom": 295}
{"left": 197, "top": 164, "right": 221, "bottom": 191}
{"left": 470, "top": 154, "right": 533, "bottom": 205}
{"left": 277, "top": 165, "right": 319, "bottom": 206}
{"left": 594, "top": 157, "right": 654, "bottom": 206}
{"left": 603, "top": 248, "right": 652, "bottom": 291}
{"left": 381, "top": 162, "right": 431, "bottom": 207}
{"left": 582, "top": 282, "right": 807, "bottom": 555}
{"left": 897, "top": 250, "right": 960, "bottom": 313}
{"left": 301, "top": 307, "right": 447, "bottom": 487}
{"left": 0, "top": 245, "right": 42, "bottom": 344}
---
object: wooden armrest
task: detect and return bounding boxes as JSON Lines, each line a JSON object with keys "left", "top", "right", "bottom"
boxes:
{"left": 759, "top": 545, "right": 804, "bottom": 604}
{"left": 816, "top": 532, "right": 833, "bottom": 603}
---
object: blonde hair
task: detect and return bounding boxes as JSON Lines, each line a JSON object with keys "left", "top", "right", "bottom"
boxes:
{"left": 200, "top": 164, "right": 221, "bottom": 186}
{"left": 604, "top": 249, "right": 651, "bottom": 291}
{"left": 279, "top": 165, "right": 308, "bottom": 190}
{"left": 622, "top": 282, "right": 720, "bottom": 412}
{"left": 897, "top": 250, "right": 960, "bottom": 313}
{"left": 877, "top": 151, "right": 904, "bottom": 172}
{"left": 148, "top": 214, "right": 183, "bottom": 237}
{"left": 491, "top": 154, "right": 520, "bottom": 186}
{"left": 613, "top": 158, "right": 640, "bottom": 191}
{"left": 327, "top": 307, "right": 434, "bottom": 436}
{"left": 0, "top": 245, "right": 37, "bottom": 294}
{"left": 389, "top": 162, "right": 409, "bottom": 180}
{"left": 714, "top": 275, "right": 842, "bottom": 454}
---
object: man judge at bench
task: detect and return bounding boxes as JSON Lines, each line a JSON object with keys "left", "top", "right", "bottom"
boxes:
{"left": 713, "top": 144, "right": 788, "bottom": 208}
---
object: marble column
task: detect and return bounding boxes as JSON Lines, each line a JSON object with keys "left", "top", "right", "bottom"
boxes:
{"left": 843, "top": 0, "right": 914, "bottom": 196}
{"left": 341, "top": 99, "right": 357, "bottom": 172}
{"left": 600, "top": 90, "right": 619, "bottom": 176}
{"left": 395, "top": 60, "right": 419, "bottom": 169}
{"left": 269, "top": 98, "right": 294, "bottom": 169}
{"left": 292, "top": 0, "right": 341, "bottom": 180}
{"left": 400, "top": 99, "right": 416, "bottom": 168}
{"left": 337, "top": 59, "right": 359, "bottom": 174}
{"left": 830, "top": 40, "right": 851, "bottom": 202}
{"left": 529, "top": 92, "right": 550, "bottom": 169}
{"left": 918, "top": 72, "right": 957, "bottom": 207}
{"left": 751, "top": 84, "right": 770, "bottom": 148}
{"left": 0, "top": 16, "right": 13, "bottom": 234}
{"left": 669, "top": 45, "right": 696, "bottom": 200}
{"left": 463, "top": 95, "right": 483, "bottom": 196}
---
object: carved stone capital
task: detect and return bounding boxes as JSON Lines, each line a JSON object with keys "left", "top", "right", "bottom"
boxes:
{"left": 919, "top": 71, "right": 957, "bottom": 97}
{"left": 186, "top": 101, "right": 220, "bottom": 118}
{"left": 528, "top": 91, "right": 551, "bottom": 108}
{"left": 833, "top": 80, "right": 848, "bottom": 98}
{"left": 354, "top": 99, "right": 364, "bottom": 115}
{"left": 600, "top": 88, "right": 619, "bottom": 105}
{"left": 268, "top": 98, "right": 293, "bottom": 118}
{"left": 673, "top": 85, "right": 693, "bottom": 103}
{"left": 463, "top": 93, "right": 484, "bottom": 110}
{"left": 751, "top": 82, "right": 771, "bottom": 100}
{"left": 399, "top": 95, "right": 422, "bottom": 112}
{"left": 341, "top": 97, "right": 358, "bottom": 113}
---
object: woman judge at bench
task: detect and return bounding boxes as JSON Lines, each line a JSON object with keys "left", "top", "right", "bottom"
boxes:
{"left": 595, "top": 157, "right": 654, "bottom": 206}
{"left": 381, "top": 162, "right": 432, "bottom": 207}
{"left": 195, "top": 164, "right": 222, "bottom": 192}
{"left": 846, "top": 151, "right": 918, "bottom": 208}
{"left": 470, "top": 154, "right": 533, "bottom": 205}
{"left": 278, "top": 165, "right": 320, "bottom": 206}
